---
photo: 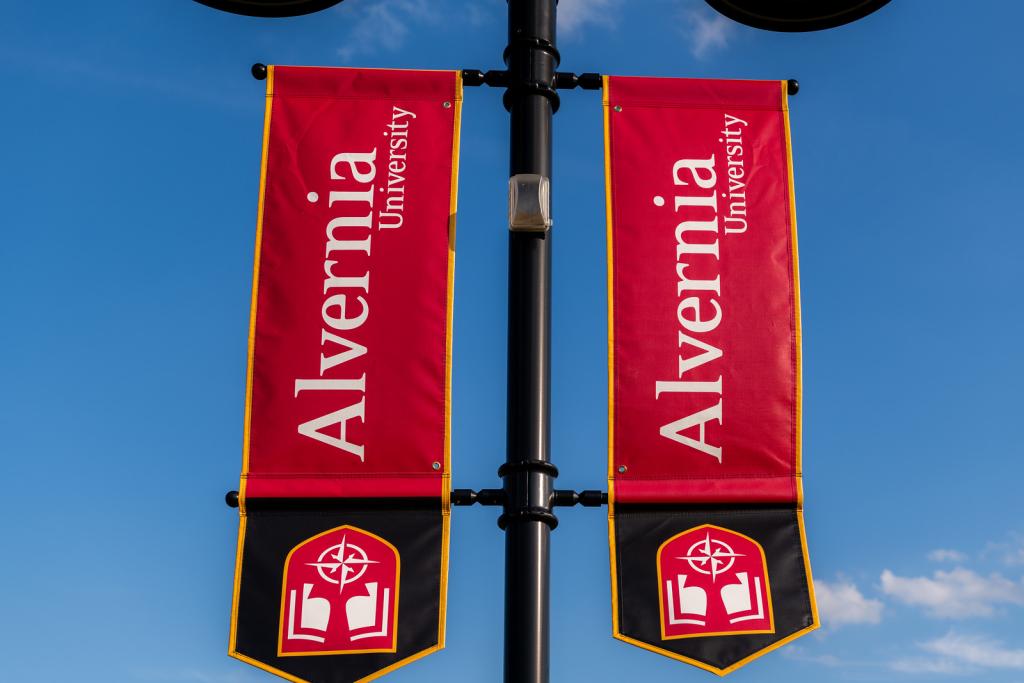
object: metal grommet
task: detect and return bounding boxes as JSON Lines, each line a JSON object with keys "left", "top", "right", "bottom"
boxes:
{"left": 432, "top": 461, "right": 442, "bottom": 470}
{"left": 617, "top": 465, "right": 627, "bottom": 473}
{"left": 613, "top": 105, "right": 622, "bottom": 112}
{"left": 442, "top": 101, "right": 452, "bottom": 109}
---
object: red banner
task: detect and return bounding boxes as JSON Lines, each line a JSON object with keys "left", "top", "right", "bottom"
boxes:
{"left": 607, "top": 77, "right": 800, "bottom": 505}
{"left": 605, "top": 76, "right": 817, "bottom": 674}
{"left": 239, "top": 66, "right": 457, "bottom": 502}
{"left": 229, "top": 66, "right": 460, "bottom": 683}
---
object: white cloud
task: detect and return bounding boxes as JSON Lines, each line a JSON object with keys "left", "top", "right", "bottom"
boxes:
{"left": 684, "top": 8, "right": 734, "bottom": 60}
{"left": 929, "top": 549, "right": 968, "bottom": 563}
{"left": 335, "top": 0, "right": 437, "bottom": 63}
{"left": 881, "top": 568, "right": 1024, "bottom": 618}
{"left": 888, "top": 632, "right": 1024, "bottom": 675}
{"left": 985, "top": 534, "right": 1024, "bottom": 566}
{"left": 922, "top": 632, "right": 1024, "bottom": 670}
{"left": 558, "top": 0, "right": 622, "bottom": 38}
{"left": 889, "top": 656, "right": 972, "bottom": 675}
{"left": 1007, "top": 544, "right": 1024, "bottom": 566}
{"left": 815, "top": 578, "right": 883, "bottom": 627}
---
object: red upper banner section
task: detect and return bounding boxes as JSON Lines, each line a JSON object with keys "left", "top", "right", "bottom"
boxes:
{"left": 605, "top": 77, "right": 800, "bottom": 505}
{"left": 241, "top": 66, "right": 460, "bottom": 501}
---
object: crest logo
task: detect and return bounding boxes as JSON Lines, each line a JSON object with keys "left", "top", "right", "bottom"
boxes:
{"left": 657, "top": 524, "right": 773, "bottom": 639}
{"left": 279, "top": 525, "right": 399, "bottom": 655}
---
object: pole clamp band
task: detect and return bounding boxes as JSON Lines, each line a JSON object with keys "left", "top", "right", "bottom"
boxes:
{"left": 502, "top": 81, "right": 560, "bottom": 112}
{"left": 498, "top": 459, "right": 560, "bottom": 478}
{"left": 498, "top": 506, "right": 559, "bottom": 530}
{"left": 502, "top": 37, "right": 561, "bottom": 67}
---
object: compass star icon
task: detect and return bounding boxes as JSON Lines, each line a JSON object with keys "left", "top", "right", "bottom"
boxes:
{"left": 306, "top": 535, "right": 379, "bottom": 595}
{"left": 676, "top": 532, "right": 744, "bottom": 582}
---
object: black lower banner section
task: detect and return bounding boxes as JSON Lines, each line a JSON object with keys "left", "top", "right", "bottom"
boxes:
{"left": 230, "top": 503, "right": 447, "bottom": 683}
{"left": 612, "top": 505, "right": 817, "bottom": 675}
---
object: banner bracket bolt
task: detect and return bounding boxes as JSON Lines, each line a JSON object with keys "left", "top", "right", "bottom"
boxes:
{"left": 462, "top": 69, "right": 484, "bottom": 86}
{"left": 554, "top": 71, "right": 602, "bottom": 90}
{"left": 461, "top": 69, "right": 511, "bottom": 87}
{"left": 452, "top": 488, "right": 506, "bottom": 506}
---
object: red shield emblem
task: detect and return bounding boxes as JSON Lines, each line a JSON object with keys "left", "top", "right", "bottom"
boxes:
{"left": 278, "top": 525, "right": 399, "bottom": 655}
{"left": 657, "top": 525, "right": 773, "bottom": 639}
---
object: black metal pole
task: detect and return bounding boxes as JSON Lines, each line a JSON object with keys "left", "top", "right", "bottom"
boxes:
{"left": 501, "top": 1, "right": 557, "bottom": 682}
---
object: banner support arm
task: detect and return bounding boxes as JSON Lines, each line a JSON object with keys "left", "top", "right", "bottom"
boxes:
{"left": 461, "top": 69, "right": 798, "bottom": 96}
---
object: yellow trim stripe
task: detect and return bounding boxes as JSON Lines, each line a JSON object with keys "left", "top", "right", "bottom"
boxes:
{"left": 229, "top": 651, "right": 306, "bottom": 683}
{"left": 782, "top": 81, "right": 804, "bottom": 510}
{"left": 229, "top": 646, "right": 445, "bottom": 683}
{"left": 603, "top": 76, "right": 615, "bottom": 489}
{"left": 782, "top": 80, "right": 819, "bottom": 632}
{"left": 602, "top": 75, "right": 624, "bottom": 640}
{"left": 229, "top": 64, "right": 274, "bottom": 656}
{"left": 227, "top": 514, "right": 247, "bottom": 654}
{"left": 238, "top": 65, "right": 273, "bottom": 513}
{"left": 437, "top": 69, "right": 463, "bottom": 651}
{"left": 614, "top": 612, "right": 818, "bottom": 678}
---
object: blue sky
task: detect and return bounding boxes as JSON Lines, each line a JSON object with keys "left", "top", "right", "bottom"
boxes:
{"left": 2, "top": 0, "right": 1024, "bottom": 681}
